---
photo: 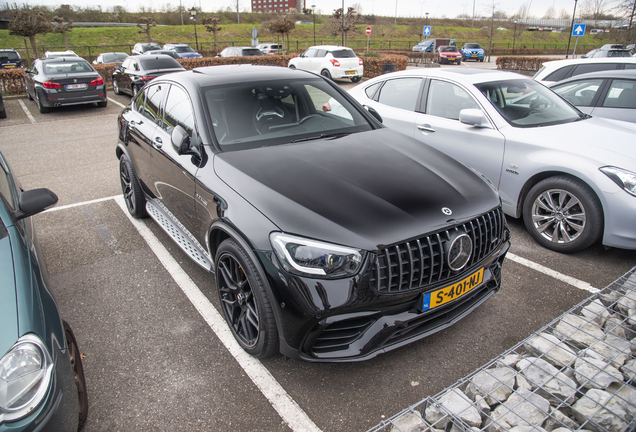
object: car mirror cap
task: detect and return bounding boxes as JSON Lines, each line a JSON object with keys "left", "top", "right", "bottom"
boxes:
{"left": 459, "top": 108, "right": 488, "bottom": 127}
{"left": 364, "top": 105, "right": 383, "bottom": 124}
{"left": 14, "top": 188, "right": 58, "bottom": 221}
{"left": 171, "top": 125, "right": 191, "bottom": 154}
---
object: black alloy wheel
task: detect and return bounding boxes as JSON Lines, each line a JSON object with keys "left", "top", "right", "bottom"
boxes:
{"left": 215, "top": 239, "right": 278, "bottom": 358}
{"left": 26, "top": 83, "right": 33, "bottom": 100}
{"left": 351, "top": 76, "right": 361, "bottom": 83}
{"left": 97, "top": 100, "right": 107, "bottom": 108}
{"left": 523, "top": 175, "right": 603, "bottom": 253}
{"left": 119, "top": 155, "right": 147, "bottom": 218}
{"left": 35, "top": 91, "right": 50, "bottom": 113}
{"left": 320, "top": 69, "right": 332, "bottom": 80}
{"left": 64, "top": 321, "right": 88, "bottom": 430}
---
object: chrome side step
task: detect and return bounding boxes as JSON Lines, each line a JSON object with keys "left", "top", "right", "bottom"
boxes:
{"left": 145, "top": 199, "right": 213, "bottom": 272}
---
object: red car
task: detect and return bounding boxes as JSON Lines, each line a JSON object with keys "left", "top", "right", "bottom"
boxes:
{"left": 437, "top": 46, "right": 461, "bottom": 65}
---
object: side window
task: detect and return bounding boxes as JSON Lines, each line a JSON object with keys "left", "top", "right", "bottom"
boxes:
{"left": 132, "top": 89, "right": 145, "bottom": 112}
{"left": 142, "top": 84, "right": 167, "bottom": 124}
{"left": 552, "top": 79, "right": 603, "bottom": 107}
{"left": 304, "top": 48, "right": 317, "bottom": 57}
{"left": 377, "top": 78, "right": 422, "bottom": 111}
{"left": 572, "top": 63, "right": 618, "bottom": 77}
{"left": 624, "top": 64, "right": 636, "bottom": 70}
{"left": 0, "top": 164, "right": 14, "bottom": 211}
{"left": 163, "top": 85, "right": 195, "bottom": 136}
{"left": 602, "top": 80, "right": 636, "bottom": 108}
{"left": 365, "top": 82, "right": 382, "bottom": 99}
{"left": 315, "top": 49, "right": 327, "bottom": 57}
{"left": 426, "top": 80, "right": 479, "bottom": 120}
{"left": 545, "top": 66, "right": 574, "bottom": 82}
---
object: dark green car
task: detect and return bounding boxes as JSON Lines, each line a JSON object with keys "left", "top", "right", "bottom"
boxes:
{"left": 0, "top": 150, "right": 87, "bottom": 430}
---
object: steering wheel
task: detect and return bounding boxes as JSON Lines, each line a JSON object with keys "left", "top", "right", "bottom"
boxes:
{"left": 526, "top": 96, "right": 551, "bottom": 115}
{"left": 298, "top": 114, "right": 320, "bottom": 125}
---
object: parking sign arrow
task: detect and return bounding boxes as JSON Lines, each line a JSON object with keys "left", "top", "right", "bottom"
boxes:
{"left": 423, "top": 25, "right": 431, "bottom": 36}
{"left": 572, "top": 23, "right": 586, "bottom": 36}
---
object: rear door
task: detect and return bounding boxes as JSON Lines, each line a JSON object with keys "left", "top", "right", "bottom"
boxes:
{"left": 593, "top": 78, "right": 636, "bottom": 122}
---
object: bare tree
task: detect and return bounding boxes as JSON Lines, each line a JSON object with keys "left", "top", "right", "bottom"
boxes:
{"left": 332, "top": 7, "right": 360, "bottom": 46}
{"left": 376, "top": 24, "right": 394, "bottom": 48}
{"left": 8, "top": 9, "right": 53, "bottom": 58}
{"left": 203, "top": 17, "right": 223, "bottom": 51}
{"left": 137, "top": 16, "right": 157, "bottom": 42}
{"left": 265, "top": 15, "right": 295, "bottom": 54}
{"left": 615, "top": 0, "right": 636, "bottom": 45}
{"left": 581, "top": 0, "right": 612, "bottom": 22}
{"left": 322, "top": 17, "right": 342, "bottom": 43}
{"left": 543, "top": 6, "right": 557, "bottom": 19}
{"left": 52, "top": 16, "right": 73, "bottom": 50}
{"left": 513, "top": 1, "right": 533, "bottom": 19}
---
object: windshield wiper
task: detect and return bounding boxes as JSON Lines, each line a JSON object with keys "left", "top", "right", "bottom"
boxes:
{"left": 575, "top": 113, "right": 592, "bottom": 121}
{"left": 290, "top": 132, "right": 352, "bottom": 143}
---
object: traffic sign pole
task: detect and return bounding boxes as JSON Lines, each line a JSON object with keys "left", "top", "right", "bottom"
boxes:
{"left": 366, "top": 26, "right": 371, "bottom": 51}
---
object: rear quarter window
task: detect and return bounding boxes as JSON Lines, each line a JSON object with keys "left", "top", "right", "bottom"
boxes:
{"left": 544, "top": 65, "right": 574, "bottom": 82}
{"left": 571, "top": 63, "right": 619, "bottom": 77}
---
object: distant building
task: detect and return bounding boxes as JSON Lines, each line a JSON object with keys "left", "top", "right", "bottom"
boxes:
{"left": 251, "top": 0, "right": 299, "bottom": 13}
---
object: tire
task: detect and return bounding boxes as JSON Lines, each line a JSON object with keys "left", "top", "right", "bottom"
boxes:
{"left": 522, "top": 176, "right": 603, "bottom": 253}
{"left": 215, "top": 238, "right": 278, "bottom": 358}
{"left": 0, "top": 109, "right": 6, "bottom": 119}
{"left": 480, "top": 58, "right": 484, "bottom": 62}
{"left": 320, "top": 69, "right": 332, "bottom": 80}
{"left": 112, "top": 78, "right": 121, "bottom": 95}
{"left": 64, "top": 321, "right": 88, "bottom": 430}
{"left": 350, "top": 76, "right": 361, "bottom": 83}
{"left": 35, "top": 91, "right": 50, "bottom": 113}
{"left": 97, "top": 100, "right": 107, "bottom": 108}
{"left": 119, "top": 154, "right": 147, "bottom": 218}
{"left": 26, "top": 86, "right": 33, "bottom": 100}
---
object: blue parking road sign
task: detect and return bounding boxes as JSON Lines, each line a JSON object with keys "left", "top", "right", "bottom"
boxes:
{"left": 423, "top": 26, "right": 431, "bottom": 36}
{"left": 572, "top": 23, "right": 586, "bottom": 37}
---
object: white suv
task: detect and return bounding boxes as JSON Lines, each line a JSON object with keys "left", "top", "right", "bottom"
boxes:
{"left": 288, "top": 45, "right": 363, "bottom": 82}
{"left": 534, "top": 57, "right": 636, "bottom": 84}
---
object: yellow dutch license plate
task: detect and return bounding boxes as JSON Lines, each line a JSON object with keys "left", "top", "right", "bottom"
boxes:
{"left": 345, "top": 70, "right": 355, "bottom": 75}
{"left": 420, "top": 268, "right": 484, "bottom": 311}
{"left": 5, "top": 65, "right": 15, "bottom": 68}
{"left": 448, "top": 57, "right": 455, "bottom": 60}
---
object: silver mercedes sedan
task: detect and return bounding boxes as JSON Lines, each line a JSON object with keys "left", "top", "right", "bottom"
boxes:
{"left": 347, "top": 68, "right": 636, "bottom": 253}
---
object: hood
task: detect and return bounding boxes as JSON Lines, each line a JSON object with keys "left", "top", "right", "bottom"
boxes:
{"left": 214, "top": 129, "right": 500, "bottom": 251}
{"left": 506, "top": 116, "right": 636, "bottom": 168}
{"left": 0, "top": 233, "right": 19, "bottom": 357}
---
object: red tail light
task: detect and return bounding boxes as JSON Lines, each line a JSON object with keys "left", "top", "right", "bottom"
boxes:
{"left": 359, "top": 58, "right": 364, "bottom": 65}
{"left": 89, "top": 77, "right": 104, "bottom": 86}
{"left": 140, "top": 76, "right": 155, "bottom": 82}
{"left": 329, "top": 59, "right": 341, "bottom": 67}
{"left": 42, "top": 81, "right": 61, "bottom": 89}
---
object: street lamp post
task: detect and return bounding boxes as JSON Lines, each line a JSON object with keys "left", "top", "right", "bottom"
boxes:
{"left": 425, "top": 12, "right": 429, "bottom": 39}
{"left": 312, "top": 4, "right": 316, "bottom": 46}
{"left": 513, "top": 19, "right": 518, "bottom": 51}
{"left": 566, "top": 0, "right": 579, "bottom": 58}
{"left": 190, "top": 7, "right": 199, "bottom": 52}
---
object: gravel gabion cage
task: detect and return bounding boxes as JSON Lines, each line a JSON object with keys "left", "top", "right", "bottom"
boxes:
{"left": 368, "top": 267, "right": 636, "bottom": 432}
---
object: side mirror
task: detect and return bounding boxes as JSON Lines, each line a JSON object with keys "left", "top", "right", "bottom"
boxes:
{"left": 114, "top": 65, "right": 122, "bottom": 72}
{"left": 364, "top": 105, "right": 383, "bottom": 123}
{"left": 24, "top": 68, "right": 33, "bottom": 74}
{"left": 459, "top": 108, "right": 489, "bottom": 128}
{"left": 171, "top": 125, "right": 191, "bottom": 154}
{"left": 13, "top": 188, "right": 58, "bottom": 221}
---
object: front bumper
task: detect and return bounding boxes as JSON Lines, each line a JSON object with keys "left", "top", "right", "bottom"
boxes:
{"left": 38, "top": 86, "right": 107, "bottom": 108}
{"left": 601, "top": 188, "right": 636, "bottom": 250}
{"left": 259, "top": 223, "right": 510, "bottom": 362}
{"left": 0, "top": 348, "right": 78, "bottom": 432}
{"left": 463, "top": 51, "right": 484, "bottom": 60}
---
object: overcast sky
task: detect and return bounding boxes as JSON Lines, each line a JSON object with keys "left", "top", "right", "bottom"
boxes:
{"left": 9, "top": 0, "right": 585, "bottom": 21}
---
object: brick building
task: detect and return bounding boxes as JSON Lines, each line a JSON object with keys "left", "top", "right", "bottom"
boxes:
{"left": 252, "top": 0, "right": 302, "bottom": 13}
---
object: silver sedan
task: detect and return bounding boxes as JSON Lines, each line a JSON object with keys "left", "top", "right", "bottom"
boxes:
{"left": 347, "top": 68, "right": 636, "bottom": 253}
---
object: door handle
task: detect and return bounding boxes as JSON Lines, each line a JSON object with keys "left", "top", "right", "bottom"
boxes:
{"left": 154, "top": 137, "right": 163, "bottom": 148}
{"left": 417, "top": 124, "right": 436, "bottom": 133}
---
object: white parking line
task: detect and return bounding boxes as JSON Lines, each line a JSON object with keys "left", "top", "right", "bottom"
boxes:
{"left": 18, "top": 100, "right": 36, "bottom": 124}
{"left": 46, "top": 195, "right": 121, "bottom": 212}
{"left": 108, "top": 97, "right": 126, "bottom": 109}
{"left": 506, "top": 252, "right": 598, "bottom": 293}
{"left": 113, "top": 196, "right": 323, "bottom": 432}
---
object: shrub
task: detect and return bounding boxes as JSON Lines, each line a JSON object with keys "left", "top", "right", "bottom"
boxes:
{"left": 496, "top": 56, "right": 561, "bottom": 72}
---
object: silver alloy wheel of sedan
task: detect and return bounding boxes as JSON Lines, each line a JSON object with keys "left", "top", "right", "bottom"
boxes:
{"left": 531, "top": 188, "right": 587, "bottom": 244}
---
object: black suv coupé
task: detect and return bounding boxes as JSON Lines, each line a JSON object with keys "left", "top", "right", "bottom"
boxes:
{"left": 116, "top": 65, "right": 510, "bottom": 362}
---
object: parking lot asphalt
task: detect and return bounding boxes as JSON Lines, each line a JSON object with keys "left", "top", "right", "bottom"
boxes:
{"left": 1, "top": 67, "right": 636, "bottom": 432}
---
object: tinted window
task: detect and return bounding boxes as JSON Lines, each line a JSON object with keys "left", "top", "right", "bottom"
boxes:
{"left": 544, "top": 65, "right": 574, "bottom": 82}
{"left": 426, "top": 80, "right": 479, "bottom": 120}
{"left": 241, "top": 49, "right": 263, "bottom": 56}
{"left": 163, "top": 85, "right": 195, "bottom": 136}
{"left": 572, "top": 63, "right": 618, "bottom": 77}
{"left": 465, "top": 43, "right": 482, "bottom": 49}
{"left": 625, "top": 64, "right": 636, "bottom": 70}
{"left": 602, "top": 79, "right": 636, "bottom": 108}
{"left": 142, "top": 84, "right": 167, "bottom": 123}
{"left": 174, "top": 46, "right": 195, "bottom": 53}
{"left": 139, "top": 57, "right": 183, "bottom": 70}
{"left": 551, "top": 79, "right": 604, "bottom": 107}
{"left": 377, "top": 78, "right": 422, "bottom": 111}
{"left": 608, "top": 51, "right": 632, "bottom": 57}
{"left": 0, "top": 52, "right": 20, "bottom": 62}
{"left": 331, "top": 49, "right": 356, "bottom": 58}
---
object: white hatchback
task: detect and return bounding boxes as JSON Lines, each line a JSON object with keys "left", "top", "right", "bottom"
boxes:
{"left": 288, "top": 45, "right": 363, "bottom": 82}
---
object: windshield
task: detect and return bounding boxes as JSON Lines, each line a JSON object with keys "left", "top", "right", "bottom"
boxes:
{"left": 332, "top": 49, "right": 356, "bottom": 58}
{"left": 204, "top": 78, "right": 373, "bottom": 151}
{"left": 174, "top": 46, "right": 195, "bottom": 53}
{"left": 138, "top": 57, "right": 184, "bottom": 70}
{"left": 440, "top": 46, "right": 458, "bottom": 52}
{"left": 474, "top": 79, "right": 584, "bottom": 127}
{"left": 103, "top": 53, "right": 127, "bottom": 63}
{"left": 465, "top": 43, "right": 482, "bottom": 49}
{"left": 44, "top": 61, "right": 93, "bottom": 74}
{"left": 142, "top": 44, "right": 161, "bottom": 52}
{"left": 242, "top": 49, "right": 263, "bottom": 56}
{"left": 607, "top": 50, "right": 632, "bottom": 57}
{"left": 0, "top": 52, "right": 20, "bottom": 62}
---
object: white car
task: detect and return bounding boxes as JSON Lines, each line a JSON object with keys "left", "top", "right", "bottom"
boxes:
{"left": 257, "top": 43, "right": 282, "bottom": 54}
{"left": 347, "top": 68, "right": 636, "bottom": 253}
{"left": 534, "top": 57, "right": 636, "bottom": 84}
{"left": 288, "top": 45, "right": 363, "bottom": 82}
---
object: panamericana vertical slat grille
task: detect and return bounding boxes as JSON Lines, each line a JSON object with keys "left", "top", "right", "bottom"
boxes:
{"left": 369, "top": 207, "right": 505, "bottom": 293}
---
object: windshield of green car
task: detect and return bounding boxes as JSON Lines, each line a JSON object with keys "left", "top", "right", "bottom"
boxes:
{"left": 474, "top": 79, "right": 584, "bottom": 127}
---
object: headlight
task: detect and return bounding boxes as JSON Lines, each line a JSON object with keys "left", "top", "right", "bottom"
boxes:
{"left": 0, "top": 334, "right": 53, "bottom": 422}
{"left": 270, "top": 232, "right": 364, "bottom": 278}
{"left": 600, "top": 166, "right": 636, "bottom": 197}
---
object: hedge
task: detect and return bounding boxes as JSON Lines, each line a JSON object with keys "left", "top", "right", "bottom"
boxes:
{"left": 0, "top": 54, "right": 408, "bottom": 96}
{"left": 495, "top": 56, "right": 562, "bottom": 72}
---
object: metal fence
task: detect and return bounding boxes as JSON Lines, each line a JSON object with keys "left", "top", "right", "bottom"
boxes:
{"left": 368, "top": 267, "right": 636, "bottom": 432}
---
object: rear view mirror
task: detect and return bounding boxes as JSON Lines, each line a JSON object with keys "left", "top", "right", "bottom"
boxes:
{"left": 459, "top": 109, "right": 488, "bottom": 127}
{"left": 364, "top": 105, "right": 383, "bottom": 124}
{"left": 14, "top": 188, "right": 58, "bottom": 220}
{"left": 171, "top": 125, "right": 190, "bottom": 154}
